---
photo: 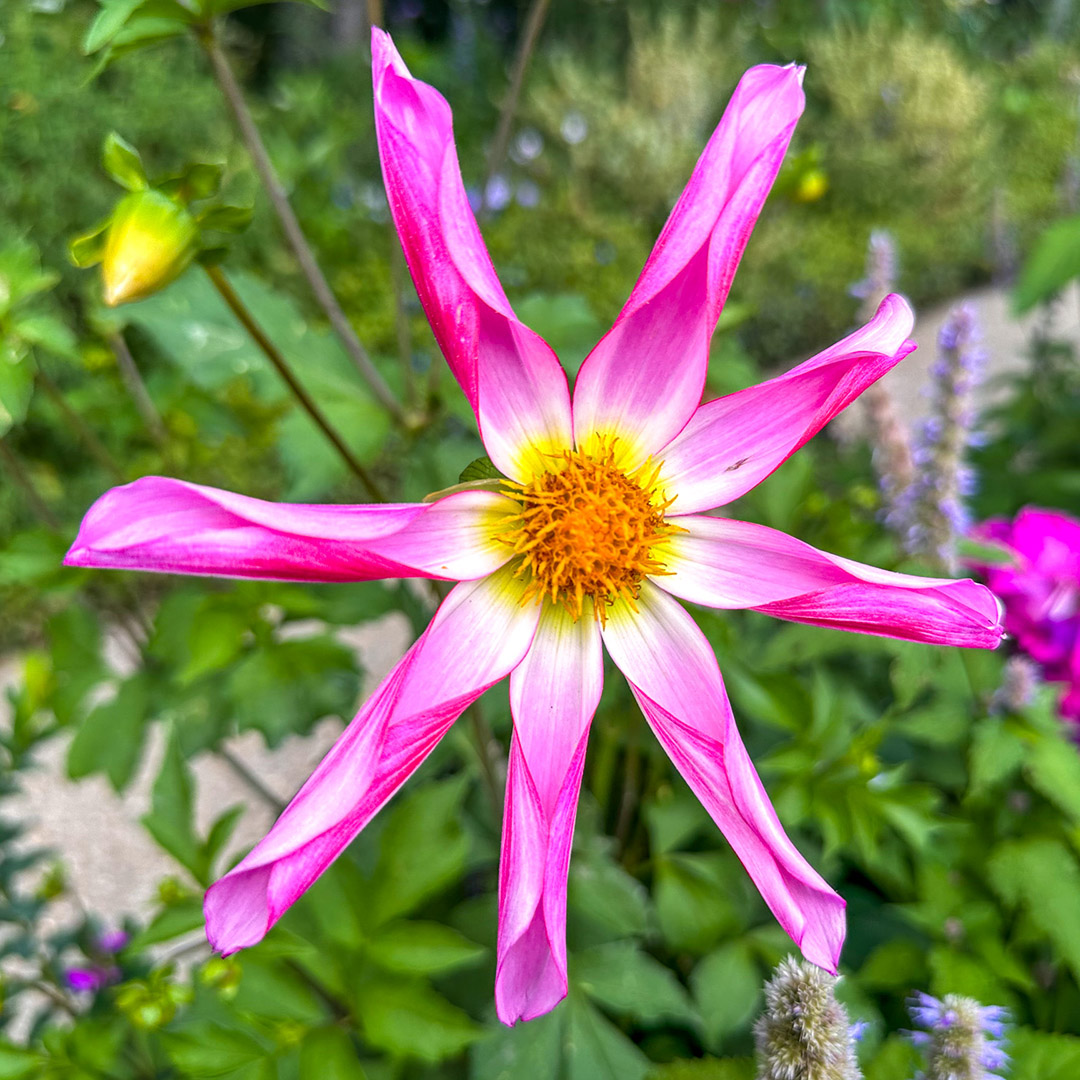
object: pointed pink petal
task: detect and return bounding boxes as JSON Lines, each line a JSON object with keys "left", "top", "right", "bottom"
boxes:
{"left": 497, "top": 606, "right": 602, "bottom": 1025}
{"left": 659, "top": 295, "right": 916, "bottom": 513}
{"left": 601, "top": 583, "right": 845, "bottom": 972}
{"left": 372, "top": 30, "right": 572, "bottom": 479}
{"left": 657, "top": 515, "right": 1004, "bottom": 648}
{"left": 204, "top": 568, "right": 541, "bottom": 953}
{"left": 63, "top": 476, "right": 516, "bottom": 583}
{"left": 572, "top": 64, "right": 805, "bottom": 467}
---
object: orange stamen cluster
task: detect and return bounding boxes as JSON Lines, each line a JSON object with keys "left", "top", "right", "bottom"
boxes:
{"left": 500, "top": 441, "right": 678, "bottom": 623}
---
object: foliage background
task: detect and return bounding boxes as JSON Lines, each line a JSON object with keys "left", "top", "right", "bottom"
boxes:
{"left": 3, "top": 0, "right": 1080, "bottom": 1077}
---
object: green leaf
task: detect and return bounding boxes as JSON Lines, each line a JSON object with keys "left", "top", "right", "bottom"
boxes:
{"left": 0, "top": 341, "right": 34, "bottom": 437}
{"left": 13, "top": 313, "right": 79, "bottom": 360}
{"left": 568, "top": 835, "right": 651, "bottom": 940}
{"left": 197, "top": 204, "right": 254, "bottom": 232}
{"left": 299, "top": 1028, "right": 368, "bottom": 1080}
{"left": 67, "top": 673, "right": 150, "bottom": 792}
{"left": 574, "top": 941, "right": 698, "bottom": 1028}
{"left": 1015, "top": 214, "right": 1080, "bottom": 313}
{"left": 864, "top": 1036, "right": 921, "bottom": 1080}
{"left": 141, "top": 724, "right": 202, "bottom": 879}
{"left": 1009, "top": 1027, "right": 1080, "bottom": 1080}
{"left": 355, "top": 977, "right": 481, "bottom": 1063}
{"left": 226, "top": 636, "right": 360, "bottom": 746}
{"left": 83, "top": 0, "right": 147, "bottom": 54}
{"left": 565, "top": 989, "right": 650, "bottom": 1080}
{"left": 968, "top": 717, "right": 1025, "bottom": 796}
{"left": 183, "top": 162, "right": 225, "bottom": 200}
{"left": 125, "top": 898, "right": 205, "bottom": 950}
{"left": 102, "top": 131, "right": 147, "bottom": 191}
{"left": 178, "top": 599, "right": 249, "bottom": 685}
{"left": 654, "top": 853, "right": 741, "bottom": 953}
{"left": 164, "top": 1022, "right": 273, "bottom": 1077}
{"left": 1025, "top": 730, "right": 1080, "bottom": 824}
{"left": 690, "top": 942, "right": 762, "bottom": 1050}
{"left": 367, "top": 776, "right": 470, "bottom": 927}
{"left": 458, "top": 456, "right": 504, "bottom": 483}
{"left": 987, "top": 837, "right": 1080, "bottom": 980}
{"left": 471, "top": 1009, "right": 562, "bottom": 1080}
{"left": 0, "top": 1044, "right": 46, "bottom": 1079}
{"left": 366, "top": 921, "right": 485, "bottom": 976}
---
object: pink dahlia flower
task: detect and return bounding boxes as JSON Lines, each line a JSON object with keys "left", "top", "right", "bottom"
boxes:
{"left": 65, "top": 30, "right": 1003, "bottom": 1025}
{"left": 970, "top": 508, "right": 1080, "bottom": 723}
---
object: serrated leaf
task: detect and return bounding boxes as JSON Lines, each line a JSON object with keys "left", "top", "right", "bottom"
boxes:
{"left": 67, "top": 674, "right": 150, "bottom": 792}
{"left": 367, "top": 776, "right": 469, "bottom": 927}
{"left": 102, "top": 131, "right": 147, "bottom": 191}
{"left": 654, "top": 853, "right": 741, "bottom": 953}
{"left": 574, "top": 941, "right": 698, "bottom": 1027}
{"left": 141, "top": 724, "right": 202, "bottom": 879}
{"left": 470, "top": 1006, "right": 562, "bottom": 1080}
{"left": 565, "top": 989, "right": 650, "bottom": 1080}
{"left": 968, "top": 717, "right": 1025, "bottom": 796}
{"left": 299, "top": 1027, "right": 368, "bottom": 1079}
{"left": 1024, "top": 731, "right": 1080, "bottom": 824}
{"left": 164, "top": 1021, "right": 273, "bottom": 1077}
{"left": 366, "top": 921, "right": 485, "bottom": 976}
{"left": 987, "top": 837, "right": 1080, "bottom": 980}
{"left": 355, "top": 977, "right": 481, "bottom": 1063}
{"left": 458, "top": 456, "right": 504, "bottom": 483}
{"left": 690, "top": 942, "right": 762, "bottom": 1050}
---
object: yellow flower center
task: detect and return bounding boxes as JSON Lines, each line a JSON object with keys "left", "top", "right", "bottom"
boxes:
{"left": 500, "top": 441, "right": 678, "bottom": 622}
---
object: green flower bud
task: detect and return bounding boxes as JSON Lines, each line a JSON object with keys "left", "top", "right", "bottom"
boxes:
{"left": 101, "top": 190, "right": 197, "bottom": 306}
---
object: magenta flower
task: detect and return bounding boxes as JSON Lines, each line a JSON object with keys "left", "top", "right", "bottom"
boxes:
{"left": 970, "top": 508, "right": 1080, "bottom": 723}
{"left": 65, "top": 30, "right": 1003, "bottom": 1025}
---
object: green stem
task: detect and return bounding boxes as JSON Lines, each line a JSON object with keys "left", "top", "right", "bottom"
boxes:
{"left": 219, "top": 744, "right": 286, "bottom": 815}
{"left": 199, "top": 25, "right": 406, "bottom": 427}
{"left": 0, "top": 437, "right": 60, "bottom": 530}
{"left": 480, "top": 0, "right": 552, "bottom": 213}
{"left": 36, "top": 368, "right": 125, "bottom": 481}
{"left": 204, "top": 264, "right": 387, "bottom": 502}
{"left": 108, "top": 330, "right": 168, "bottom": 447}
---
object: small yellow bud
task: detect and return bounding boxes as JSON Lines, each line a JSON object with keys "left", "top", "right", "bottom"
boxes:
{"left": 792, "top": 168, "right": 829, "bottom": 204}
{"left": 101, "top": 190, "right": 198, "bottom": 306}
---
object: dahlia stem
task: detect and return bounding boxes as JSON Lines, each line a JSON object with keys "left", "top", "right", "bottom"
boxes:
{"left": 219, "top": 744, "right": 286, "bottom": 815}
{"left": 204, "top": 264, "right": 387, "bottom": 503}
{"left": 198, "top": 26, "right": 406, "bottom": 427}
{"left": 480, "top": 0, "right": 552, "bottom": 214}
{"left": 0, "top": 437, "right": 60, "bottom": 530}
{"left": 108, "top": 330, "right": 167, "bottom": 448}
{"left": 35, "top": 369, "right": 125, "bottom": 482}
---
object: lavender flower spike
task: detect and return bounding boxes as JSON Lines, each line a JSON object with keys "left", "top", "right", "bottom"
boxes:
{"left": 906, "top": 991, "right": 1009, "bottom": 1080}
{"left": 754, "top": 956, "right": 863, "bottom": 1080}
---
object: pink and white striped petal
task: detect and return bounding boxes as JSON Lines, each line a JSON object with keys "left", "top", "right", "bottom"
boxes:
{"left": 64, "top": 477, "right": 516, "bottom": 583}
{"left": 659, "top": 294, "right": 916, "bottom": 513}
{"left": 572, "top": 64, "right": 805, "bottom": 469}
{"left": 204, "top": 567, "right": 541, "bottom": 953}
{"left": 601, "top": 582, "right": 845, "bottom": 972}
{"left": 655, "top": 515, "right": 1004, "bottom": 649}
{"left": 372, "top": 30, "right": 572, "bottom": 479}
{"left": 497, "top": 604, "right": 603, "bottom": 1025}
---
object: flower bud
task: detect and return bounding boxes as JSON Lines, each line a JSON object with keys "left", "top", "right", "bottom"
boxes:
{"left": 101, "top": 190, "right": 198, "bottom": 306}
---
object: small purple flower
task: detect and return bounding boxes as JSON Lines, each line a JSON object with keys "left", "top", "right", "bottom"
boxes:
{"left": 906, "top": 991, "right": 1009, "bottom": 1080}
{"left": 66, "top": 964, "right": 121, "bottom": 993}
{"left": 99, "top": 929, "right": 129, "bottom": 954}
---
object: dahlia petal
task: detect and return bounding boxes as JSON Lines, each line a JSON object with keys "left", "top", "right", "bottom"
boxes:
{"left": 497, "top": 605, "right": 602, "bottom": 1024}
{"left": 372, "top": 29, "right": 572, "bottom": 479}
{"left": 659, "top": 294, "right": 916, "bottom": 513}
{"left": 64, "top": 476, "right": 516, "bottom": 583}
{"left": 657, "top": 515, "right": 1004, "bottom": 648}
{"left": 572, "top": 64, "right": 805, "bottom": 467}
{"left": 601, "top": 582, "right": 845, "bottom": 971}
{"left": 204, "top": 568, "right": 541, "bottom": 953}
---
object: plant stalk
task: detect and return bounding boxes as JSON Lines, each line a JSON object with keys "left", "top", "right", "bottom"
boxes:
{"left": 480, "top": 0, "right": 552, "bottom": 213}
{"left": 108, "top": 330, "right": 168, "bottom": 447}
{"left": 0, "top": 438, "right": 61, "bottom": 530}
{"left": 204, "top": 264, "right": 386, "bottom": 502}
{"left": 219, "top": 744, "right": 287, "bottom": 815}
{"left": 35, "top": 369, "right": 125, "bottom": 482}
{"left": 199, "top": 27, "right": 405, "bottom": 426}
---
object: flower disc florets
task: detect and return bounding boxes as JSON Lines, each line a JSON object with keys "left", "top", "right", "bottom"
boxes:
{"left": 500, "top": 440, "right": 677, "bottom": 622}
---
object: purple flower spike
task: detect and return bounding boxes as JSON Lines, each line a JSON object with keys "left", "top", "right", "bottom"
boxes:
{"left": 906, "top": 990, "right": 1009, "bottom": 1080}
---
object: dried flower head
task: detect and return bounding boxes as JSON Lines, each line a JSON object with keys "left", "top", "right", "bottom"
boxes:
{"left": 754, "top": 956, "right": 863, "bottom": 1080}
